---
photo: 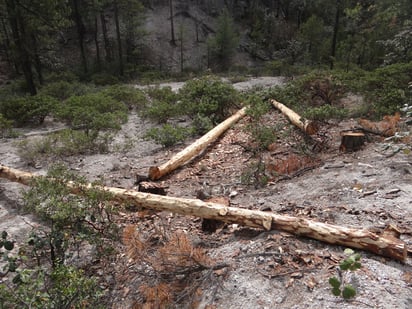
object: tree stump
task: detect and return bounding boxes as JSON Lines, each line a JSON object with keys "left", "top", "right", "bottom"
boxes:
{"left": 339, "top": 131, "right": 366, "bottom": 152}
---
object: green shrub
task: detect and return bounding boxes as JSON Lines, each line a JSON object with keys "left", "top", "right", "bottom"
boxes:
{"left": 178, "top": 76, "right": 239, "bottom": 124}
{"left": 0, "top": 94, "right": 58, "bottom": 126}
{"left": 102, "top": 85, "right": 147, "bottom": 110}
{"left": 144, "top": 124, "right": 191, "bottom": 147}
{"left": 0, "top": 265, "right": 103, "bottom": 309}
{"left": 0, "top": 114, "right": 14, "bottom": 138}
{"left": 303, "top": 104, "right": 348, "bottom": 121}
{"left": 244, "top": 95, "right": 277, "bottom": 150}
{"left": 0, "top": 164, "right": 117, "bottom": 308}
{"left": 40, "top": 81, "right": 95, "bottom": 101}
{"left": 141, "top": 86, "right": 180, "bottom": 123}
{"left": 17, "top": 129, "right": 113, "bottom": 164}
{"left": 91, "top": 72, "right": 119, "bottom": 86}
{"left": 355, "top": 62, "right": 412, "bottom": 117}
{"left": 56, "top": 93, "right": 128, "bottom": 137}
{"left": 329, "top": 249, "right": 362, "bottom": 300}
{"left": 191, "top": 114, "right": 214, "bottom": 135}
{"left": 44, "top": 71, "right": 79, "bottom": 83}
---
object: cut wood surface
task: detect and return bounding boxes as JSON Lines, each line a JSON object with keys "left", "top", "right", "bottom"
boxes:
{"left": 0, "top": 164, "right": 407, "bottom": 262}
{"left": 149, "top": 107, "right": 247, "bottom": 180}
{"left": 270, "top": 99, "right": 318, "bottom": 135}
{"left": 339, "top": 131, "right": 366, "bottom": 152}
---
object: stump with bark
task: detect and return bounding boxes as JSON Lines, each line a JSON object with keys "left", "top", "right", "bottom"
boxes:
{"left": 340, "top": 131, "right": 366, "bottom": 152}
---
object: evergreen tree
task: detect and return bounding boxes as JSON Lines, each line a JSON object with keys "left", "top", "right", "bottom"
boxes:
{"left": 208, "top": 8, "right": 239, "bottom": 71}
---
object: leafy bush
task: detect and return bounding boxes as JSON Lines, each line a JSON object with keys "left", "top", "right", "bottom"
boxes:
{"left": 303, "top": 104, "right": 348, "bottom": 121}
{"left": 245, "top": 95, "right": 277, "bottom": 150}
{"left": 329, "top": 248, "right": 362, "bottom": 300}
{"left": 40, "top": 80, "right": 95, "bottom": 101}
{"left": 17, "top": 129, "right": 113, "bottom": 165}
{"left": 44, "top": 71, "right": 79, "bottom": 83}
{"left": 0, "top": 94, "right": 58, "bottom": 126}
{"left": 191, "top": 114, "right": 214, "bottom": 135}
{"left": 0, "top": 165, "right": 117, "bottom": 308}
{"left": 141, "top": 86, "right": 180, "bottom": 123}
{"left": 23, "top": 164, "right": 119, "bottom": 265}
{"left": 56, "top": 93, "right": 128, "bottom": 137}
{"left": 91, "top": 72, "right": 119, "bottom": 86}
{"left": 0, "top": 265, "right": 103, "bottom": 309}
{"left": 0, "top": 114, "right": 14, "bottom": 137}
{"left": 178, "top": 76, "right": 239, "bottom": 124}
{"left": 102, "top": 85, "right": 147, "bottom": 110}
{"left": 144, "top": 124, "right": 191, "bottom": 147}
{"left": 355, "top": 62, "right": 412, "bottom": 117}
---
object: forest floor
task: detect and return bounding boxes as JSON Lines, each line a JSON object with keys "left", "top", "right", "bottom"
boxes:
{"left": 1, "top": 77, "right": 412, "bottom": 308}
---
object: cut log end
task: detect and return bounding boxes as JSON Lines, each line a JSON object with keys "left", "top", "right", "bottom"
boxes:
{"left": 148, "top": 166, "right": 161, "bottom": 181}
{"left": 304, "top": 121, "right": 319, "bottom": 135}
{"left": 138, "top": 181, "right": 167, "bottom": 195}
{"left": 339, "top": 131, "right": 366, "bottom": 152}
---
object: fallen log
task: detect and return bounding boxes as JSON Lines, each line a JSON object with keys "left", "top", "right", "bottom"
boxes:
{"left": 270, "top": 99, "right": 318, "bottom": 135}
{"left": 0, "top": 164, "right": 407, "bottom": 262}
{"left": 149, "top": 107, "right": 247, "bottom": 180}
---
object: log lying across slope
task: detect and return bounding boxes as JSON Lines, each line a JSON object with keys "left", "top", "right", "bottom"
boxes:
{"left": 149, "top": 107, "right": 247, "bottom": 180}
{"left": 270, "top": 99, "right": 318, "bottom": 135}
{"left": 0, "top": 164, "right": 407, "bottom": 262}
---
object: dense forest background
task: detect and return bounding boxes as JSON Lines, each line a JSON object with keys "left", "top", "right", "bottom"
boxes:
{"left": 1, "top": 0, "right": 411, "bottom": 95}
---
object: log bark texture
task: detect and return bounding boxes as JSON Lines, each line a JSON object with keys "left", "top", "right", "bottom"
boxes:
{"left": 0, "top": 164, "right": 407, "bottom": 262}
{"left": 149, "top": 107, "right": 247, "bottom": 180}
{"left": 270, "top": 99, "right": 318, "bottom": 135}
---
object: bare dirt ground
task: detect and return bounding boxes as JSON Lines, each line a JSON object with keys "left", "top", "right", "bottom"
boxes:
{"left": 1, "top": 77, "right": 411, "bottom": 308}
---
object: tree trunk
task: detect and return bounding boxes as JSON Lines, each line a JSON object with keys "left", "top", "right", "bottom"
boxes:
{"left": 100, "top": 12, "right": 113, "bottom": 62}
{"left": 169, "top": 0, "right": 176, "bottom": 45}
{"left": 31, "top": 34, "right": 43, "bottom": 85}
{"left": 1, "top": 18, "right": 12, "bottom": 68}
{"left": 330, "top": 0, "right": 341, "bottom": 70}
{"left": 149, "top": 107, "right": 247, "bottom": 180}
{"left": 0, "top": 164, "right": 406, "bottom": 262}
{"left": 339, "top": 131, "right": 365, "bottom": 152}
{"left": 5, "top": 0, "right": 37, "bottom": 95}
{"left": 114, "top": 0, "right": 124, "bottom": 76}
{"left": 94, "top": 16, "right": 101, "bottom": 70}
{"left": 270, "top": 99, "right": 318, "bottom": 135}
{"left": 72, "top": 0, "right": 88, "bottom": 74}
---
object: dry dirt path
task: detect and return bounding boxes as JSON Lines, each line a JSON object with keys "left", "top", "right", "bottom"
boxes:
{"left": 0, "top": 77, "right": 411, "bottom": 308}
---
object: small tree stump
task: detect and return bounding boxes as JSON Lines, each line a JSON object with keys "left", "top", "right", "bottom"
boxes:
{"left": 339, "top": 131, "right": 366, "bottom": 152}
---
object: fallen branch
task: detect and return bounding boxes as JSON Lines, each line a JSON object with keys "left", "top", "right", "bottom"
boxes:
{"left": 148, "top": 107, "right": 247, "bottom": 180}
{"left": 0, "top": 164, "right": 407, "bottom": 262}
{"left": 270, "top": 99, "right": 318, "bottom": 135}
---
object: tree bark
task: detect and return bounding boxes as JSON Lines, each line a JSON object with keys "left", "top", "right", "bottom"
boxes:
{"left": 100, "top": 11, "right": 113, "bottom": 62}
{"left": 148, "top": 107, "right": 247, "bottom": 180}
{"left": 0, "top": 164, "right": 407, "bottom": 262}
{"left": 330, "top": 0, "right": 341, "bottom": 70}
{"left": 169, "top": 0, "right": 176, "bottom": 45}
{"left": 5, "top": 0, "right": 37, "bottom": 95}
{"left": 270, "top": 99, "right": 318, "bottom": 135}
{"left": 339, "top": 131, "right": 365, "bottom": 152}
{"left": 114, "top": 0, "right": 124, "bottom": 76}
{"left": 94, "top": 16, "right": 101, "bottom": 70}
{"left": 72, "top": 0, "right": 88, "bottom": 74}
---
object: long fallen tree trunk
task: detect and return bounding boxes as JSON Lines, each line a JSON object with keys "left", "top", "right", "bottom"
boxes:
{"left": 270, "top": 99, "right": 318, "bottom": 135}
{"left": 0, "top": 165, "right": 407, "bottom": 262}
{"left": 149, "top": 107, "right": 247, "bottom": 180}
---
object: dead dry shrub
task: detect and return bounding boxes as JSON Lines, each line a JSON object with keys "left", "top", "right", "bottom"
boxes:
{"left": 123, "top": 223, "right": 227, "bottom": 308}
{"left": 358, "top": 112, "right": 401, "bottom": 137}
{"left": 267, "top": 153, "right": 318, "bottom": 176}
